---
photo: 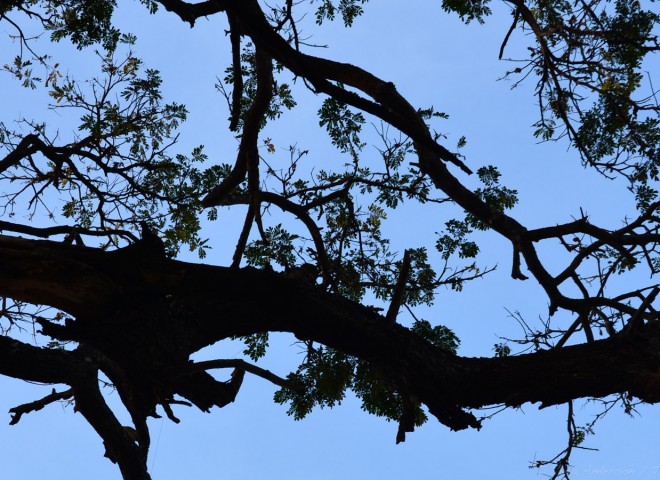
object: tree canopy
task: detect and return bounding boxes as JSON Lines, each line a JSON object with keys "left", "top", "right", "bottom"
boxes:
{"left": 0, "top": 0, "right": 659, "bottom": 478}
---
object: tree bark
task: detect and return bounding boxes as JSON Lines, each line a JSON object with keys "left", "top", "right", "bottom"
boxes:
{"left": 2, "top": 234, "right": 660, "bottom": 433}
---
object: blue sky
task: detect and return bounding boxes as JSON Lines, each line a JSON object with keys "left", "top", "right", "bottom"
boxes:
{"left": 1, "top": 1, "right": 659, "bottom": 478}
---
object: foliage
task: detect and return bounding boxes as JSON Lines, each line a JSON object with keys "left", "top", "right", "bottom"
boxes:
{"left": 313, "top": 0, "right": 369, "bottom": 26}
{"left": 47, "top": 0, "right": 119, "bottom": 50}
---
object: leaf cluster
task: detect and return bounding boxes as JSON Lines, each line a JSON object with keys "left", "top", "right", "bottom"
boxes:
{"left": 274, "top": 320, "right": 458, "bottom": 425}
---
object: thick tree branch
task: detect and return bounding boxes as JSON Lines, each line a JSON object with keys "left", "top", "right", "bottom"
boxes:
{"left": 0, "top": 334, "right": 89, "bottom": 384}
{"left": 72, "top": 369, "right": 151, "bottom": 480}
{"left": 3, "top": 236, "right": 660, "bottom": 433}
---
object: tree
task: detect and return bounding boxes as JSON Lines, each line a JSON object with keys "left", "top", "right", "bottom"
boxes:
{"left": 0, "top": 0, "right": 659, "bottom": 478}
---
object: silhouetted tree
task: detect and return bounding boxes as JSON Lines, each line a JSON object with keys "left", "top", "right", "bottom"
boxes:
{"left": 0, "top": 1, "right": 659, "bottom": 478}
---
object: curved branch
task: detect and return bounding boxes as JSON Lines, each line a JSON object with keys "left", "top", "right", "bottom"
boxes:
{"left": 3, "top": 237, "right": 660, "bottom": 432}
{"left": 180, "top": 358, "right": 304, "bottom": 393}
{"left": 194, "top": 0, "right": 473, "bottom": 174}
{"left": 0, "top": 133, "right": 41, "bottom": 173}
{"left": 213, "top": 192, "right": 335, "bottom": 288}
{"left": 158, "top": 0, "right": 643, "bottom": 320}
{"left": 205, "top": 0, "right": 613, "bottom": 317}
{"left": 201, "top": 44, "right": 274, "bottom": 208}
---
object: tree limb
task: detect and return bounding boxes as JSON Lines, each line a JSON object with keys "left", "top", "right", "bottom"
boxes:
{"left": 180, "top": 358, "right": 304, "bottom": 394}
{"left": 9, "top": 388, "right": 73, "bottom": 425}
{"left": 3, "top": 236, "right": 660, "bottom": 432}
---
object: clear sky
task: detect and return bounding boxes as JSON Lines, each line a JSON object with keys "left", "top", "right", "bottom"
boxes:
{"left": 1, "top": 1, "right": 659, "bottom": 479}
